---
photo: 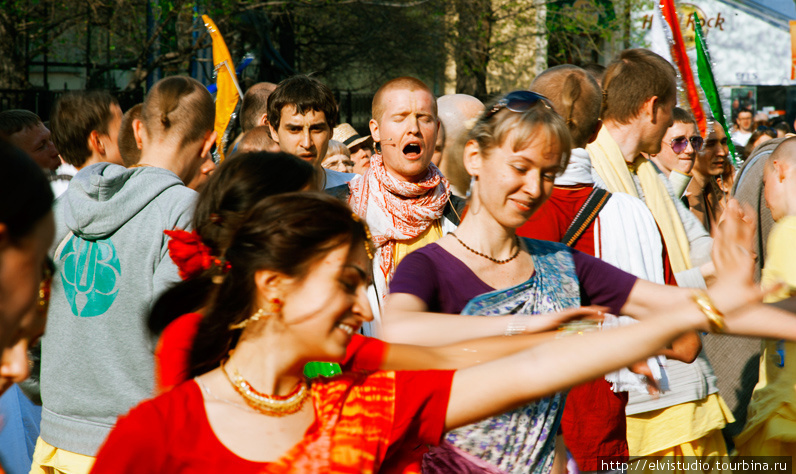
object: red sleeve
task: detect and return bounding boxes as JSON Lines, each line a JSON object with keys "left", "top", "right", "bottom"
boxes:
{"left": 388, "top": 369, "right": 453, "bottom": 449}
{"left": 155, "top": 312, "right": 202, "bottom": 393}
{"left": 380, "top": 370, "right": 454, "bottom": 474}
{"left": 91, "top": 401, "right": 169, "bottom": 473}
{"left": 342, "top": 334, "right": 387, "bottom": 372}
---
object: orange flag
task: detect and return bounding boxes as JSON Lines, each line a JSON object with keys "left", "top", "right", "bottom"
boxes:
{"left": 791, "top": 20, "right": 796, "bottom": 80}
{"left": 202, "top": 15, "right": 243, "bottom": 162}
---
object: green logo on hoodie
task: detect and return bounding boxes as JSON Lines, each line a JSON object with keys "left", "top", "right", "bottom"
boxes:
{"left": 60, "top": 236, "right": 121, "bottom": 317}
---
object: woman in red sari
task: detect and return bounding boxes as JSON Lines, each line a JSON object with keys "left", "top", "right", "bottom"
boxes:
{"left": 92, "top": 190, "right": 777, "bottom": 473}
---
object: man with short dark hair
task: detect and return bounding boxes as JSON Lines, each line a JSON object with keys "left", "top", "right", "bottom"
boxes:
{"left": 50, "top": 91, "right": 124, "bottom": 170}
{"left": 268, "top": 75, "right": 354, "bottom": 188}
{"left": 0, "top": 109, "right": 61, "bottom": 171}
{"left": 649, "top": 107, "right": 701, "bottom": 200}
{"left": 731, "top": 109, "right": 754, "bottom": 147}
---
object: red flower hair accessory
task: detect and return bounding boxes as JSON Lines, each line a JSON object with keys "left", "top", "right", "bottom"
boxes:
{"left": 164, "top": 229, "right": 231, "bottom": 281}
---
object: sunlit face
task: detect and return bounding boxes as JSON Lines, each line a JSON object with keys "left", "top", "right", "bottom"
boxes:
{"left": 272, "top": 106, "right": 331, "bottom": 165}
{"left": 642, "top": 93, "right": 676, "bottom": 155}
{"left": 657, "top": 122, "right": 700, "bottom": 175}
{"left": 737, "top": 111, "right": 753, "bottom": 132}
{"left": 276, "top": 243, "right": 372, "bottom": 362}
{"left": 349, "top": 143, "right": 372, "bottom": 175}
{"left": 468, "top": 128, "right": 563, "bottom": 229}
{"left": 370, "top": 88, "right": 439, "bottom": 182}
{"left": 0, "top": 213, "right": 54, "bottom": 395}
{"left": 695, "top": 125, "right": 728, "bottom": 177}
{"left": 9, "top": 123, "right": 61, "bottom": 171}
{"left": 321, "top": 154, "right": 354, "bottom": 173}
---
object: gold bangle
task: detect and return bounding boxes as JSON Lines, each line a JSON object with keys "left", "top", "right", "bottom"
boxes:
{"left": 692, "top": 290, "right": 725, "bottom": 333}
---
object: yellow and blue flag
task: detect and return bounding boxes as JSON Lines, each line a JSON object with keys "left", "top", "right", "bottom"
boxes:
{"left": 202, "top": 14, "right": 243, "bottom": 162}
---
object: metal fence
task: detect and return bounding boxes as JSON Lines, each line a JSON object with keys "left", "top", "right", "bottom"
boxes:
{"left": 0, "top": 89, "right": 146, "bottom": 122}
{"left": 335, "top": 91, "right": 374, "bottom": 136}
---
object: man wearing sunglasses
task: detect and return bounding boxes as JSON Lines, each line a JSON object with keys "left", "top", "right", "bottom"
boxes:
{"left": 685, "top": 118, "right": 729, "bottom": 234}
{"left": 649, "top": 108, "right": 702, "bottom": 202}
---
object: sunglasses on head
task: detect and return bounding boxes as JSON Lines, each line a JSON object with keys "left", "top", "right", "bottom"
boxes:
{"left": 668, "top": 136, "right": 704, "bottom": 154}
{"left": 485, "top": 91, "right": 552, "bottom": 120}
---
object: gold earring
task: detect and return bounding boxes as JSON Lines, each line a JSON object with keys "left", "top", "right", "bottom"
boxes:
{"left": 228, "top": 298, "right": 283, "bottom": 330}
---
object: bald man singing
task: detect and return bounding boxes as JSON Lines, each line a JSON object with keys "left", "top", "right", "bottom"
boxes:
{"left": 328, "top": 77, "right": 465, "bottom": 336}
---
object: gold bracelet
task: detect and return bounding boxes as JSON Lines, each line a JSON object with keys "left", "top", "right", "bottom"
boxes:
{"left": 692, "top": 290, "right": 725, "bottom": 333}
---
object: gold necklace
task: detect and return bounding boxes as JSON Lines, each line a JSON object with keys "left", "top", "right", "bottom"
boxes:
{"left": 221, "top": 361, "right": 310, "bottom": 417}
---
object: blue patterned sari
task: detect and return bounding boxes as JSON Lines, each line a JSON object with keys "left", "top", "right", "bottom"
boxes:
{"left": 425, "top": 239, "right": 581, "bottom": 474}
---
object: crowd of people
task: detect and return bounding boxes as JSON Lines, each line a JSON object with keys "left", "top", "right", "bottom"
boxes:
{"left": 1, "top": 47, "right": 796, "bottom": 474}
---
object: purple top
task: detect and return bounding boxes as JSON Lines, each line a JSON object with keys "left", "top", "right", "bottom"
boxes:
{"left": 390, "top": 241, "right": 637, "bottom": 315}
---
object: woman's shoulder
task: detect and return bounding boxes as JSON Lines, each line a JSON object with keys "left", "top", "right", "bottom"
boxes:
{"left": 125, "top": 380, "right": 202, "bottom": 423}
{"left": 93, "top": 381, "right": 203, "bottom": 469}
{"left": 520, "top": 237, "right": 574, "bottom": 256}
{"left": 393, "top": 241, "right": 452, "bottom": 276}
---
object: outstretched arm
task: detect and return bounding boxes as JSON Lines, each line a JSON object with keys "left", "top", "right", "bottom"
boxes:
{"left": 379, "top": 331, "right": 559, "bottom": 371}
{"left": 382, "top": 293, "right": 603, "bottom": 346}
{"left": 445, "top": 303, "right": 706, "bottom": 431}
{"left": 444, "top": 199, "right": 778, "bottom": 431}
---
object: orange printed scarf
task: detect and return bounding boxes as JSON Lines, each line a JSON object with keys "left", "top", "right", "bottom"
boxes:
{"left": 348, "top": 155, "right": 450, "bottom": 297}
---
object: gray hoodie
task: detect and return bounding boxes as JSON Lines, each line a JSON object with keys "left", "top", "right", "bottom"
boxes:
{"left": 40, "top": 163, "right": 196, "bottom": 456}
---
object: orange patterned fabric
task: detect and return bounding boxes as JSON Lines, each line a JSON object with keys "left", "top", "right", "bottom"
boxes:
{"left": 348, "top": 154, "right": 450, "bottom": 289}
{"left": 264, "top": 371, "right": 397, "bottom": 473}
{"left": 92, "top": 369, "right": 452, "bottom": 473}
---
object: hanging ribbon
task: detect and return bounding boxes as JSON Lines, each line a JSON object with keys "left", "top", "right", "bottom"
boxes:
{"left": 693, "top": 13, "right": 740, "bottom": 167}
{"left": 660, "top": 0, "right": 707, "bottom": 136}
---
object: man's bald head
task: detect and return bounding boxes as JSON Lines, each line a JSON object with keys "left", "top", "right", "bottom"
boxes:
{"left": 236, "top": 125, "right": 281, "bottom": 154}
{"left": 436, "top": 94, "right": 484, "bottom": 196}
{"left": 769, "top": 136, "right": 796, "bottom": 168}
{"left": 437, "top": 94, "right": 484, "bottom": 139}
{"left": 372, "top": 77, "right": 437, "bottom": 123}
{"left": 531, "top": 65, "right": 602, "bottom": 149}
{"left": 240, "top": 82, "right": 278, "bottom": 133}
{"left": 765, "top": 136, "right": 796, "bottom": 221}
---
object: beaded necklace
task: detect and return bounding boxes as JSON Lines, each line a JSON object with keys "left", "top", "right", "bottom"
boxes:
{"left": 450, "top": 233, "right": 521, "bottom": 264}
